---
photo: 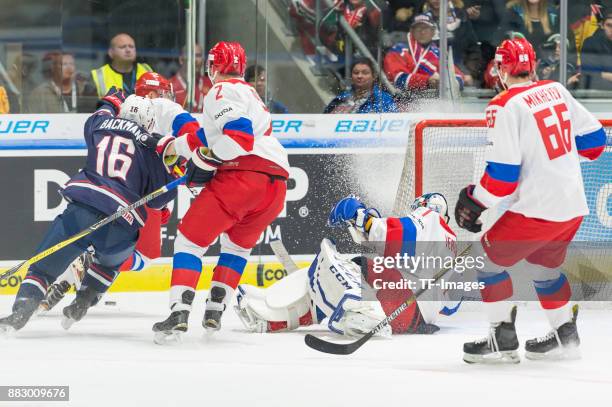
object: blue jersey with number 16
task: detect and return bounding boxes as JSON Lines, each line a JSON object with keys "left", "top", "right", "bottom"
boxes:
{"left": 61, "top": 108, "right": 177, "bottom": 231}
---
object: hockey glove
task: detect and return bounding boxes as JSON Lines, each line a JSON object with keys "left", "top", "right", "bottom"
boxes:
{"left": 328, "top": 195, "right": 380, "bottom": 233}
{"left": 455, "top": 185, "right": 486, "bottom": 233}
{"left": 185, "top": 147, "right": 222, "bottom": 187}
{"left": 134, "top": 132, "right": 179, "bottom": 173}
{"left": 160, "top": 207, "right": 171, "bottom": 225}
{"left": 96, "top": 86, "right": 126, "bottom": 115}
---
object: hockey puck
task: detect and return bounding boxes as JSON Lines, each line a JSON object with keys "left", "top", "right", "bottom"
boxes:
{"left": 104, "top": 301, "right": 117, "bottom": 306}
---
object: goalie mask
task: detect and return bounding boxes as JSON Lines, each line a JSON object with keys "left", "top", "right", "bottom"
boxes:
{"left": 119, "top": 95, "right": 156, "bottom": 132}
{"left": 410, "top": 192, "right": 450, "bottom": 223}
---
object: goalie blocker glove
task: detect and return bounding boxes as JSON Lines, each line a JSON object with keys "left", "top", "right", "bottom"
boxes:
{"left": 95, "top": 86, "right": 126, "bottom": 114}
{"left": 328, "top": 196, "right": 380, "bottom": 233}
{"left": 185, "top": 147, "right": 223, "bottom": 187}
{"left": 455, "top": 185, "right": 486, "bottom": 233}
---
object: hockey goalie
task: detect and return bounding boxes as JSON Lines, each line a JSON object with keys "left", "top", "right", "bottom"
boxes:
{"left": 235, "top": 193, "right": 465, "bottom": 337}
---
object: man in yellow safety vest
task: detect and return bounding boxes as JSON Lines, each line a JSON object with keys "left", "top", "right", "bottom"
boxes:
{"left": 90, "top": 33, "right": 152, "bottom": 97}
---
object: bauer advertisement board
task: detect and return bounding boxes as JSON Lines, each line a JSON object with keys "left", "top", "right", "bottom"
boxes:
{"left": 0, "top": 149, "right": 407, "bottom": 261}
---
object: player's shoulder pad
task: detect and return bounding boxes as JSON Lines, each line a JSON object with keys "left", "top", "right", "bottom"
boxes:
{"left": 94, "top": 116, "right": 147, "bottom": 140}
{"left": 407, "top": 207, "right": 433, "bottom": 230}
{"left": 151, "top": 96, "right": 183, "bottom": 112}
{"left": 488, "top": 80, "right": 557, "bottom": 108}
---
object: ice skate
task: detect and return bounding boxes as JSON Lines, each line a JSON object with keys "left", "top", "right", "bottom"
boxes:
{"left": 0, "top": 297, "right": 39, "bottom": 335}
{"left": 525, "top": 305, "right": 580, "bottom": 361}
{"left": 463, "top": 306, "right": 520, "bottom": 364}
{"left": 152, "top": 310, "right": 189, "bottom": 345}
{"left": 39, "top": 280, "right": 72, "bottom": 312}
{"left": 39, "top": 251, "right": 92, "bottom": 312}
{"left": 61, "top": 287, "right": 99, "bottom": 330}
{"left": 203, "top": 286, "right": 227, "bottom": 332}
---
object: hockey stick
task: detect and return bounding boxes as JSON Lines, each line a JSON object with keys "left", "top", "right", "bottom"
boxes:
{"left": 0, "top": 175, "right": 186, "bottom": 282}
{"left": 304, "top": 243, "right": 473, "bottom": 355}
{"left": 269, "top": 239, "right": 299, "bottom": 274}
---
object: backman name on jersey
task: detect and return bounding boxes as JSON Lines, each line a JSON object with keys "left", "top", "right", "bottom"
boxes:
{"left": 98, "top": 118, "right": 146, "bottom": 138}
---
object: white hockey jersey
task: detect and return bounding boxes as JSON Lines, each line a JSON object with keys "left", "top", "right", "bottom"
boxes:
{"left": 473, "top": 80, "right": 606, "bottom": 221}
{"left": 173, "top": 78, "right": 289, "bottom": 178}
{"left": 150, "top": 97, "right": 199, "bottom": 137}
{"left": 368, "top": 206, "right": 457, "bottom": 260}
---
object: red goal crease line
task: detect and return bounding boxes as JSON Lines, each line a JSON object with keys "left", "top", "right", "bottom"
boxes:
{"left": 413, "top": 119, "right": 612, "bottom": 197}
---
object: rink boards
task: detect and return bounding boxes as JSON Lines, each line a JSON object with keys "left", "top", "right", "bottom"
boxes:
{"left": 0, "top": 260, "right": 312, "bottom": 295}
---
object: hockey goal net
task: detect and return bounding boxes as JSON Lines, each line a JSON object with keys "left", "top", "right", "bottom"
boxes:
{"left": 393, "top": 119, "right": 612, "bottom": 302}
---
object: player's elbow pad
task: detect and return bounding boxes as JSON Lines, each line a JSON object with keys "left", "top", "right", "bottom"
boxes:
{"left": 576, "top": 127, "right": 606, "bottom": 161}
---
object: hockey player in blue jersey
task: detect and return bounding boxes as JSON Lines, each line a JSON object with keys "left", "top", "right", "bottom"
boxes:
{"left": 0, "top": 89, "right": 177, "bottom": 334}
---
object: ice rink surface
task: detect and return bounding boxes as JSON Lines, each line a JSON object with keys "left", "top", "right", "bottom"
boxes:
{"left": 1, "top": 291, "right": 611, "bottom": 407}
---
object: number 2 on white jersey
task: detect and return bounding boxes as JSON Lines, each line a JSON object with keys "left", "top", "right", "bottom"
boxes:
{"left": 95, "top": 136, "right": 135, "bottom": 181}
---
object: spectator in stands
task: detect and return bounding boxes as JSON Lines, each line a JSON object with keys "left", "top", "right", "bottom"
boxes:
{"left": 421, "top": 0, "right": 478, "bottom": 65}
{"left": 335, "top": 0, "right": 384, "bottom": 57}
{"left": 288, "top": 0, "right": 341, "bottom": 59}
{"left": 324, "top": 58, "right": 398, "bottom": 113}
{"left": 27, "top": 53, "right": 95, "bottom": 113}
{"left": 245, "top": 65, "right": 289, "bottom": 114}
{"left": 386, "top": 0, "right": 426, "bottom": 32}
{"left": 463, "top": 0, "right": 507, "bottom": 49}
{"left": 384, "top": 14, "right": 465, "bottom": 96}
{"left": 90, "top": 33, "right": 152, "bottom": 98}
{"left": 537, "top": 34, "right": 581, "bottom": 88}
{"left": 170, "top": 43, "right": 211, "bottom": 112}
{"left": 504, "top": 0, "right": 560, "bottom": 54}
{"left": 581, "top": 12, "right": 612, "bottom": 90}
{"left": 569, "top": 1, "right": 608, "bottom": 63}
{"left": 6, "top": 53, "right": 37, "bottom": 113}
{"left": 0, "top": 83, "right": 8, "bottom": 113}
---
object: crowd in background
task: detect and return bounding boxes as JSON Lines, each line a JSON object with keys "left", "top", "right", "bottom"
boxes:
{"left": 0, "top": 0, "right": 611, "bottom": 115}
{"left": 289, "top": 0, "right": 612, "bottom": 113}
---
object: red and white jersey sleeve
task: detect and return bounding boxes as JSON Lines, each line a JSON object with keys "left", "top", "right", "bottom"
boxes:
{"left": 473, "top": 80, "right": 605, "bottom": 221}
{"left": 367, "top": 207, "right": 457, "bottom": 259}
{"left": 197, "top": 79, "right": 289, "bottom": 174}
{"left": 151, "top": 97, "right": 205, "bottom": 157}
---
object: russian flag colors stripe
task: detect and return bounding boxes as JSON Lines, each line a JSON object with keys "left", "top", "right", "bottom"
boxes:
{"left": 479, "top": 270, "right": 513, "bottom": 302}
{"left": 576, "top": 127, "right": 606, "bottom": 161}
{"left": 534, "top": 273, "right": 571, "bottom": 310}
{"left": 480, "top": 161, "right": 521, "bottom": 197}
{"left": 223, "top": 117, "right": 255, "bottom": 152}
{"left": 212, "top": 253, "right": 248, "bottom": 289}
{"left": 171, "top": 252, "right": 203, "bottom": 288}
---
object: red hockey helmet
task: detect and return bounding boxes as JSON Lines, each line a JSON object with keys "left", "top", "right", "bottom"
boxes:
{"left": 206, "top": 41, "right": 247, "bottom": 80}
{"left": 494, "top": 36, "right": 536, "bottom": 78}
{"left": 135, "top": 72, "right": 174, "bottom": 99}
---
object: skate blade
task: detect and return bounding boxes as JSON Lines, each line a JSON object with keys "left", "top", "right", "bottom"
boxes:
{"left": 153, "top": 330, "right": 184, "bottom": 345}
{"left": 0, "top": 324, "right": 16, "bottom": 338}
{"left": 36, "top": 303, "right": 51, "bottom": 315}
{"left": 525, "top": 345, "right": 581, "bottom": 361}
{"left": 61, "top": 317, "right": 76, "bottom": 330}
{"left": 463, "top": 350, "right": 520, "bottom": 365}
{"left": 203, "top": 319, "right": 221, "bottom": 332}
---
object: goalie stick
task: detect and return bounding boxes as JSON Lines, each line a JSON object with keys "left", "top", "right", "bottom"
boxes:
{"left": 304, "top": 243, "right": 473, "bottom": 355}
{"left": 269, "top": 239, "right": 299, "bottom": 274}
{"left": 0, "top": 175, "right": 186, "bottom": 282}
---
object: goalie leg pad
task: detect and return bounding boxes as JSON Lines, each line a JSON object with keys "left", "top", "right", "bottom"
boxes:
{"left": 308, "top": 239, "right": 365, "bottom": 335}
{"left": 234, "top": 267, "right": 313, "bottom": 332}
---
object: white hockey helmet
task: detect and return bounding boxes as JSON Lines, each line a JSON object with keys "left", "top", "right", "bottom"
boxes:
{"left": 410, "top": 192, "right": 450, "bottom": 223}
{"left": 119, "top": 94, "right": 156, "bottom": 132}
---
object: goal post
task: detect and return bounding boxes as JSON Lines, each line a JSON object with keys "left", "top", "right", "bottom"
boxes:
{"left": 393, "top": 118, "right": 612, "bottom": 304}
